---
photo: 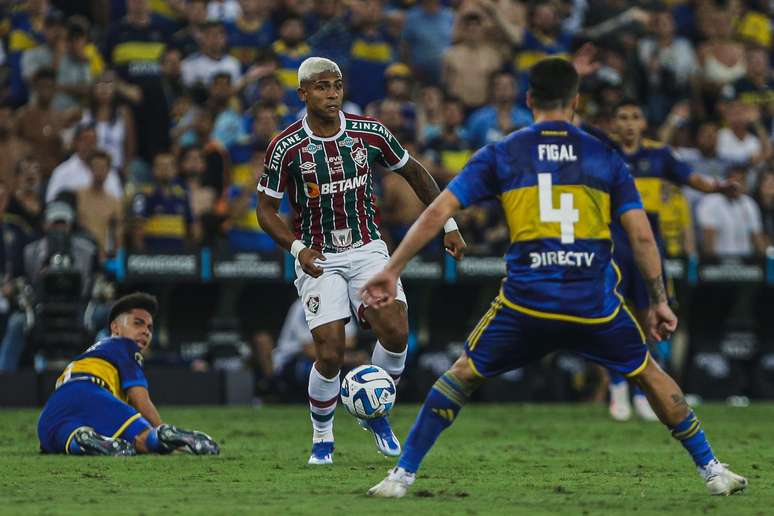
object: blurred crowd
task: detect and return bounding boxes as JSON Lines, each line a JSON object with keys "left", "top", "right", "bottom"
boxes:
{"left": 0, "top": 0, "right": 772, "bottom": 375}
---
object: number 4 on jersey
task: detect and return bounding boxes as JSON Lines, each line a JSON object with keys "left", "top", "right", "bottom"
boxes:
{"left": 538, "top": 173, "right": 579, "bottom": 244}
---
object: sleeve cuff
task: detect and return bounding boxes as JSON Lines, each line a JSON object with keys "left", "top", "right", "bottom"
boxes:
{"left": 122, "top": 379, "right": 148, "bottom": 390}
{"left": 388, "top": 150, "right": 410, "bottom": 171}
{"left": 446, "top": 184, "right": 469, "bottom": 208}
{"left": 616, "top": 201, "right": 643, "bottom": 217}
{"left": 256, "top": 184, "right": 284, "bottom": 199}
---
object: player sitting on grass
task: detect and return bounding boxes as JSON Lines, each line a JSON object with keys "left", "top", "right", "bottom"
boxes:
{"left": 362, "top": 58, "right": 747, "bottom": 497}
{"left": 37, "top": 292, "right": 220, "bottom": 456}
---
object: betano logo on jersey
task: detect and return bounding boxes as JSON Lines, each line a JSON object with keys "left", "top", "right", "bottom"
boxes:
{"left": 320, "top": 174, "right": 368, "bottom": 195}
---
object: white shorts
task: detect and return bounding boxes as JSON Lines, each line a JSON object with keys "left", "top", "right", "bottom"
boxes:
{"left": 294, "top": 239, "right": 407, "bottom": 330}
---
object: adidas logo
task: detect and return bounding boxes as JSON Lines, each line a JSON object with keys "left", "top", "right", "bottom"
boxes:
{"left": 432, "top": 408, "right": 455, "bottom": 422}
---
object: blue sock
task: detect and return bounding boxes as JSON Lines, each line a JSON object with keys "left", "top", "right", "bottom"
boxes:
{"left": 397, "top": 372, "right": 474, "bottom": 473}
{"left": 145, "top": 427, "right": 166, "bottom": 453}
{"left": 609, "top": 371, "right": 627, "bottom": 386}
{"left": 670, "top": 411, "right": 716, "bottom": 467}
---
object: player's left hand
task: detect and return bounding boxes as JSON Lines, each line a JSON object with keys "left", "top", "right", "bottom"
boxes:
{"left": 360, "top": 269, "right": 400, "bottom": 309}
{"left": 444, "top": 230, "right": 467, "bottom": 261}
{"left": 646, "top": 302, "right": 677, "bottom": 342}
{"left": 716, "top": 179, "right": 741, "bottom": 197}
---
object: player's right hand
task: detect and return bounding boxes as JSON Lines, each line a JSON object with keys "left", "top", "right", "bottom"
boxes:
{"left": 646, "top": 302, "right": 677, "bottom": 343}
{"left": 299, "top": 247, "right": 326, "bottom": 278}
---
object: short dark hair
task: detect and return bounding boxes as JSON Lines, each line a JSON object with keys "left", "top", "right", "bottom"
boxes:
{"left": 613, "top": 97, "right": 643, "bottom": 115}
{"left": 109, "top": 292, "right": 159, "bottom": 326}
{"left": 32, "top": 67, "right": 56, "bottom": 83}
{"left": 528, "top": 57, "right": 579, "bottom": 110}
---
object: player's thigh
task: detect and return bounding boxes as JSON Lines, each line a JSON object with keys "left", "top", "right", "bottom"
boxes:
{"left": 346, "top": 240, "right": 408, "bottom": 326}
{"left": 294, "top": 259, "right": 352, "bottom": 331}
{"left": 464, "top": 297, "right": 559, "bottom": 379}
{"left": 575, "top": 307, "right": 650, "bottom": 378}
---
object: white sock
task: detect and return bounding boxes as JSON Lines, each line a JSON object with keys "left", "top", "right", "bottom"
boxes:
{"left": 371, "top": 340, "right": 407, "bottom": 385}
{"left": 308, "top": 364, "right": 339, "bottom": 443}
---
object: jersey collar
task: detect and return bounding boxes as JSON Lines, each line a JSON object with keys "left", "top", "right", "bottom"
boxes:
{"left": 302, "top": 111, "right": 346, "bottom": 142}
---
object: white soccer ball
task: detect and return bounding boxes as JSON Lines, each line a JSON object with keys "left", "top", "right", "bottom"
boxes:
{"left": 340, "top": 364, "right": 396, "bottom": 419}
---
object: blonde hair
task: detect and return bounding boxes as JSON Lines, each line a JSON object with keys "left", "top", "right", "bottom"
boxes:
{"left": 297, "top": 57, "right": 342, "bottom": 86}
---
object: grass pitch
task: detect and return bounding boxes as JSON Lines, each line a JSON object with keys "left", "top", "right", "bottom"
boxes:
{"left": 0, "top": 403, "right": 771, "bottom": 515}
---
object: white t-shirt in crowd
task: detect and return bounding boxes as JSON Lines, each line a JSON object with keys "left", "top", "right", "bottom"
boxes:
{"left": 206, "top": 0, "right": 242, "bottom": 21}
{"left": 181, "top": 53, "right": 241, "bottom": 88}
{"left": 46, "top": 154, "right": 123, "bottom": 202}
{"left": 696, "top": 193, "right": 763, "bottom": 256}
{"left": 716, "top": 127, "right": 761, "bottom": 164}
{"left": 272, "top": 299, "right": 357, "bottom": 374}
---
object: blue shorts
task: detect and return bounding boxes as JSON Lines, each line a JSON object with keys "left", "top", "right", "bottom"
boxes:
{"left": 465, "top": 295, "right": 649, "bottom": 379}
{"left": 37, "top": 380, "right": 152, "bottom": 454}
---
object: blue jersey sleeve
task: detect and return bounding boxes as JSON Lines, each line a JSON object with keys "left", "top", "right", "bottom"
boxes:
{"left": 610, "top": 152, "right": 643, "bottom": 218}
{"left": 663, "top": 147, "right": 692, "bottom": 185}
{"left": 114, "top": 339, "right": 148, "bottom": 390}
{"left": 446, "top": 144, "right": 499, "bottom": 208}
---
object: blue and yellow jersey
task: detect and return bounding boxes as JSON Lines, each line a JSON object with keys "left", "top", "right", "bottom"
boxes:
{"left": 225, "top": 18, "right": 275, "bottom": 70}
{"left": 447, "top": 121, "right": 643, "bottom": 321}
{"left": 8, "top": 10, "right": 44, "bottom": 101}
{"left": 104, "top": 18, "right": 168, "bottom": 80}
{"left": 131, "top": 184, "right": 192, "bottom": 252}
{"left": 346, "top": 31, "right": 396, "bottom": 108}
{"left": 272, "top": 40, "right": 312, "bottom": 111}
{"left": 55, "top": 337, "right": 148, "bottom": 403}
{"left": 659, "top": 184, "right": 692, "bottom": 258}
{"left": 621, "top": 139, "right": 692, "bottom": 239}
{"left": 514, "top": 30, "right": 572, "bottom": 72}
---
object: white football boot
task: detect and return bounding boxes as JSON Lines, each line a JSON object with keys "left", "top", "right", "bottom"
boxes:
{"left": 609, "top": 381, "right": 632, "bottom": 421}
{"left": 633, "top": 394, "right": 659, "bottom": 421}
{"left": 700, "top": 459, "right": 748, "bottom": 496}
{"left": 368, "top": 467, "right": 416, "bottom": 498}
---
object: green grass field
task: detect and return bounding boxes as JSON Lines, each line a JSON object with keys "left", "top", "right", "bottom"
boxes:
{"left": 1, "top": 403, "right": 772, "bottom": 515}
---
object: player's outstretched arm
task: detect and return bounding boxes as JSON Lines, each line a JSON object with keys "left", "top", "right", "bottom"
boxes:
{"left": 362, "top": 190, "right": 461, "bottom": 307}
{"left": 394, "top": 157, "right": 467, "bottom": 259}
{"left": 127, "top": 386, "right": 162, "bottom": 427}
{"left": 257, "top": 191, "right": 325, "bottom": 277}
{"left": 687, "top": 173, "right": 739, "bottom": 196}
{"left": 620, "top": 208, "right": 677, "bottom": 342}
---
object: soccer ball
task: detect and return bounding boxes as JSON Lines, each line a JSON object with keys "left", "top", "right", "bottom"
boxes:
{"left": 340, "top": 365, "right": 396, "bottom": 419}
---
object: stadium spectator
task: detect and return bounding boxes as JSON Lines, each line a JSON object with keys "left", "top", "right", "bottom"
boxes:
{"left": 16, "top": 68, "right": 79, "bottom": 178}
{"left": 170, "top": 0, "right": 208, "bottom": 57}
{"left": 421, "top": 96, "right": 473, "bottom": 184}
{"left": 511, "top": 0, "right": 573, "bottom": 72}
{"left": 754, "top": 168, "right": 774, "bottom": 245}
{"left": 442, "top": 11, "right": 503, "bottom": 111}
{"left": 716, "top": 102, "right": 772, "bottom": 167}
{"left": 208, "top": 72, "right": 248, "bottom": 149}
{"left": 345, "top": 0, "right": 397, "bottom": 110}
{"left": 81, "top": 71, "right": 137, "bottom": 175}
{"left": 673, "top": 120, "right": 727, "bottom": 181}
{"left": 254, "top": 74, "right": 295, "bottom": 127}
{"left": 19, "top": 10, "right": 64, "bottom": 86}
{"left": 7, "top": 157, "right": 44, "bottom": 238}
{"left": 465, "top": 71, "right": 532, "bottom": 149}
{"left": 75, "top": 150, "right": 124, "bottom": 258}
{"left": 697, "top": 165, "right": 768, "bottom": 258}
{"left": 366, "top": 63, "right": 416, "bottom": 137}
{"left": 454, "top": 201, "right": 508, "bottom": 257}
{"left": 659, "top": 182, "right": 696, "bottom": 258}
{"left": 636, "top": 7, "right": 699, "bottom": 125}
{"left": 104, "top": 0, "right": 171, "bottom": 163}
{"left": 0, "top": 100, "right": 31, "bottom": 186}
{"left": 415, "top": 85, "right": 444, "bottom": 144}
{"left": 181, "top": 21, "right": 241, "bottom": 88}
{"left": 249, "top": 101, "right": 280, "bottom": 150}
{"left": 225, "top": 0, "right": 275, "bottom": 71}
{"left": 7, "top": 0, "right": 50, "bottom": 103}
{"left": 0, "top": 201, "right": 100, "bottom": 372}
{"left": 130, "top": 152, "right": 197, "bottom": 252}
{"left": 46, "top": 124, "right": 123, "bottom": 202}
{"left": 50, "top": 16, "right": 92, "bottom": 111}
{"left": 0, "top": 177, "right": 31, "bottom": 280}
{"left": 271, "top": 16, "right": 312, "bottom": 112}
{"left": 178, "top": 145, "right": 218, "bottom": 245}
{"left": 400, "top": 0, "right": 454, "bottom": 85}
{"left": 725, "top": 46, "right": 774, "bottom": 129}
{"left": 306, "top": 0, "right": 352, "bottom": 68}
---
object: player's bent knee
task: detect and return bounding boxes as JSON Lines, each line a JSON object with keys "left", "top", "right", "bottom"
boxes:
{"left": 449, "top": 354, "right": 484, "bottom": 387}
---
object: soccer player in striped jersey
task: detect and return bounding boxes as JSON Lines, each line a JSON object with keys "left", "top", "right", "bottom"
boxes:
{"left": 362, "top": 58, "right": 747, "bottom": 497}
{"left": 256, "top": 57, "right": 466, "bottom": 465}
